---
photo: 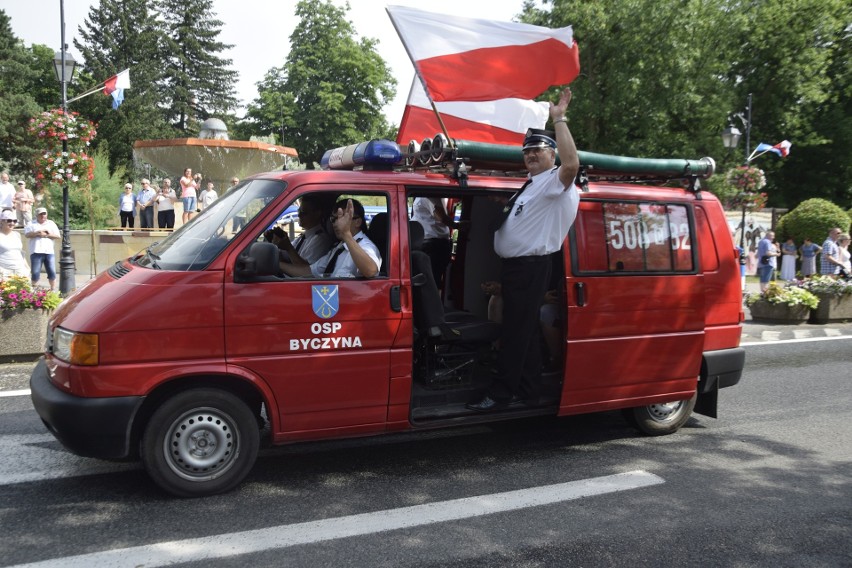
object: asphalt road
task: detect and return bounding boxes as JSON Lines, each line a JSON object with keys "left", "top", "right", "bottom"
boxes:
{"left": 1, "top": 335, "right": 850, "bottom": 567}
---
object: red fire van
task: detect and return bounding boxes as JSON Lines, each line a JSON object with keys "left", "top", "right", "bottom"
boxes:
{"left": 30, "top": 139, "right": 744, "bottom": 497}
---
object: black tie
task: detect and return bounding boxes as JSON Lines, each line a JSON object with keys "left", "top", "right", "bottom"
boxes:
{"left": 322, "top": 245, "right": 345, "bottom": 277}
{"left": 496, "top": 179, "right": 532, "bottom": 230}
{"left": 294, "top": 235, "right": 305, "bottom": 253}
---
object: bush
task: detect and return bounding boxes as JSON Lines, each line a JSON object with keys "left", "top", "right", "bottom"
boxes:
{"left": 775, "top": 198, "right": 851, "bottom": 243}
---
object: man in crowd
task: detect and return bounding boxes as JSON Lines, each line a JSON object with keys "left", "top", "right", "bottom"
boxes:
{"left": 467, "top": 87, "right": 580, "bottom": 412}
{"left": 757, "top": 230, "right": 780, "bottom": 292}
{"left": 137, "top": 179, "right": 156, "bottom": 229}
{"left": 13, "top": 180, "right": 34, "bottom": 228}
{"left": 820, "top": 227, "right": 843, "bottom": 275}
{"left": 24, "top": 207, "right": 60, "bottom": 291}
{"left": 0, "top": 172, "right": 14, "bottom": 211}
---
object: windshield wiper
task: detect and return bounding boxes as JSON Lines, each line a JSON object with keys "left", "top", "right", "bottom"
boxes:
{"left": 146, "top": 245, "right": 161, "bottom": 269}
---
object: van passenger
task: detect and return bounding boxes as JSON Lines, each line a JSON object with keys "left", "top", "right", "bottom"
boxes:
{"left": 280, "top": 198, "right": 381, "bottom": 279}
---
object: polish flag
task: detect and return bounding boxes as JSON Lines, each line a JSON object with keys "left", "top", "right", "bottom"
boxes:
{"left": 772, "top": 140, "right": 792, "bottom": 157}
{"left": 103, "top": 69, "right": 131, "bottom": 95}
{"left": 396, "top": 78, "right": 549, "bottom": 146}
{"left": 386, "top": 6, "right": 579, "bottom": 103}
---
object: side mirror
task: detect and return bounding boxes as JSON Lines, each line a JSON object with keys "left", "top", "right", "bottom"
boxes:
{"left": 235, "top": 241, "right": 280, "bottom": 282}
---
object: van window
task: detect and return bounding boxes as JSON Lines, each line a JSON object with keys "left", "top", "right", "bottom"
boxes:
{"left": 573, "top": 200, "right": 695, "bottom": 274}
{"left": 138, "top": 179, "right": 285, "bottom": 271}
{"left": 254, "top": 192, "right": 390, "bottom": 279}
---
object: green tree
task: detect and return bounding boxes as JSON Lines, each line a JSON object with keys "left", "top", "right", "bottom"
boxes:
{"left": 74, "top": 0, "right": 174, "bottom": 176}
{"left": 520, "top": 0, "right": 734, "bottom": 161}
{"left": 0, "top": 10, "right": 42, "bottom": 174}
{"left": 520, "top": 0, "right": 851, "bottom": 210}
{"left": 722, "top": 0, "right": 851, "bottom": 209}
{"left": 157, "top": 0, "right": 239, "bottom": 133}
{"left": 242, "top": 0, "right": 396, "bottom": 167}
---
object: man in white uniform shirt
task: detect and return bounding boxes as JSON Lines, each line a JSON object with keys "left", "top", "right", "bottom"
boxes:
{"left": 24, "top": 207, "right": 61, "bottom": 290}
{"left": 280, "top": 198, "right": 381, "bottom": 279}
{"left": 467, "top": 87, "right": 580, "bottom": 412}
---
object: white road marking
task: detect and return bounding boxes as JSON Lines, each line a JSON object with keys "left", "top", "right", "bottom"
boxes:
{"left": 793, "top": 329, "right": 812, "bottom": 339}
{"left": 824, "top": 328, "right": 842, "bottom": 336}
{"left": 0, "top": 434, "right": 139, "bottom": 485}
{"left": 761, "top": 330, "right": 782, "bottom": 341}
{"left": 741, "top": 334, "right": 852, "bottom": 347}
{"left": 11, "top": 471, "right": 664, "bottom": 568}
{"left": 0, "top": 389, "right": 30, "bottom": 398}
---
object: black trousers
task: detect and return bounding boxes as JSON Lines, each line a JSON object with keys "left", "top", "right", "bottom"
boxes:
{"left": 120, "top": 211, "right": 134, "bottom": 228}
{"left": 489, "top": 255, "right": 552, "bottom": 401}
{"left": 140, "top": 207, "right": 154, "bottom": 228}
{"left": 158, "top": 209, "right": 175, "bottom": 228}
{"left": 421, "top": 237, "right": 452, "bottom": 288}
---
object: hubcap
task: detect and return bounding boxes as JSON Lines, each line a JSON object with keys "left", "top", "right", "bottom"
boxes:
{"left": 646, "top": 400, "right": 684, "bottom": 423}
{"left": 163, "top": 407, "right": 240, "bottom": 481}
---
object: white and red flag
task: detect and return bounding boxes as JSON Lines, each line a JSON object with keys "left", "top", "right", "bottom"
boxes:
{"left": 396, "top": 78, "right": 550, "bottom": 146}
{"left": 386, "top": 6, "right": 579, "bottom": 103}
{"left": 103, "top": 69, "right": 130, "bottom": 109}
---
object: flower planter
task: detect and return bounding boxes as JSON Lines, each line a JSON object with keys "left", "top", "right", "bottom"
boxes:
{"left": 0, "top": 309, "right": 50, "bottom": 360}
{"left": 809, "top": 293, "right": 852, "bottom": 324}
{"left": 748, "top": 301, "right": 810, "bottom": 323}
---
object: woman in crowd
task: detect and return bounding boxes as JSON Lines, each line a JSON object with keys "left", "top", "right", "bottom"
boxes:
{"left": 179, "top": 168, "right": 198, "bottom": 225}
{"left": 779, "top": 236, "right": 798, "bottom": 281}
{"left": 836, "top": 233, "right": 851, "bottom": 278}
{"left": 0, "top": 209, "right": 28, "bottom": 277}
{"left": 118, "top": 183, "right": 136, "bottom": 228}
{"left": 799, "top": 237, "right": 821, "bottom": 277}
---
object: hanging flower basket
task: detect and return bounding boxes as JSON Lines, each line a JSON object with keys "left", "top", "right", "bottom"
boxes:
{"left": 27, "top": 108, "right": 98, "bottom": 187}
{"left": 725, "top": 166, "right": 766, "bottom": 192}
{"left": 28, "top": 108, "right": 97, "bottom": 149}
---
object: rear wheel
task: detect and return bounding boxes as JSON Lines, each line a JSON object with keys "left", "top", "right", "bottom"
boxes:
{"left": 626, "top": 391, "right": 697, "bottom": 436}
{"left": 141, "top": 388, "right": 260, "bottom": 497}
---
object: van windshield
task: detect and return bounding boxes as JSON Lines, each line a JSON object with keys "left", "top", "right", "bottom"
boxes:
{"left": 136, "top": 179, "right": 285, "bottom": 271}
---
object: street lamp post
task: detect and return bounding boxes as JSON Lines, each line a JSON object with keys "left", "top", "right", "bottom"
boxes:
{"left": 722, "top": 93, "right": 753, "bottom": 271}
{"left": 53, "top": 0, "right": 77, "bottom": 296}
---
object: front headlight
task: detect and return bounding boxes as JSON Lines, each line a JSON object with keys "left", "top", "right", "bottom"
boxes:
{"left": 53, "top": 327, "right": 99, "bottom": 365}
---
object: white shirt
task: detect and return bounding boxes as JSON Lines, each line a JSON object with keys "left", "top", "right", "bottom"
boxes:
{"left": 494, "top": 167, "right": 579, "bottom": 258}
{"left": 411, "top": 197, "right": 450, "bottom": 240}
{"left": 156, "top": 190, "right": 177, "bottom": 211}
{"left": 0, "top": 182, "right": 14, "bottom": 209}
{"left": 0, "top": 231, "right": 28, "bottom": 276}
{"left": 199, "top": 189, "right": 218, "bottom": 210}
{"left": 120, "top": 193, "right": 135, "bottom": 212}
{"left": 310, "top": 231, "right": 382, "bottom": 278}
{"left": 291, "top": 225, "right": 335, "bottom": 264}
{"left": 24, "top": 219, "right": 60, "bottom": 255}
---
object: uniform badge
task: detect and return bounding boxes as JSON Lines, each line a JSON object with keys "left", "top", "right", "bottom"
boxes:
{"left": 312, "top": 285, "right": 339, "bottom": 319}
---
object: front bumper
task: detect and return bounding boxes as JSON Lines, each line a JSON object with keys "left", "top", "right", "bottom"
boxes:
{"left": 29, "top": 358, "right": 144, "bottom": 459}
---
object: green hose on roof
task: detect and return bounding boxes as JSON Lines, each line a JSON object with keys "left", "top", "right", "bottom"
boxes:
{"left": 450, "top": 139, "right": 716, "bottom": 178}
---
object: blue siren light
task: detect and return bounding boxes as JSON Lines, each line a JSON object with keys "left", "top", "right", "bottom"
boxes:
{"left": 321, "top": 139, "right": 402, "bottom": 170}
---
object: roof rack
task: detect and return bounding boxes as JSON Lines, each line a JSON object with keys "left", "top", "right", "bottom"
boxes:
{"left": 321, "top": 136, "right": 716, "bottom": 186}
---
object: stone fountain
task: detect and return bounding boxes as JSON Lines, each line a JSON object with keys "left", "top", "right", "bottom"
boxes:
{"left": 132, "top": 118, "right": 298, "bottom": 188}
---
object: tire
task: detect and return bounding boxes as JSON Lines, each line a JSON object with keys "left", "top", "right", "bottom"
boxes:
{"left": 626, "top": 391, "right": 697, "bottom": 436}
{"left": 141, "top": 388, "right": 260, "bottom": 497}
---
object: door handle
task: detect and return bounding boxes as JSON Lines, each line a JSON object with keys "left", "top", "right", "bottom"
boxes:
{"left": 390, "top": 285, "right": 401, "bottom": 312}
{"left": 574, "top": 282, "right": 586, "bottom": 307}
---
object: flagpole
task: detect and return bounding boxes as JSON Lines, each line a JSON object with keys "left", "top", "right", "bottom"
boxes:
{"left": 66, "top": 84, "right": 106, "bottom": 104}
{"left": 387, "top": 8, "right": 455, "bottom": 149}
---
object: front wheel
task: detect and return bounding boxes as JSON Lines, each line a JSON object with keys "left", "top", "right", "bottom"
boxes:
{"left": 625, "top": 391, "right": 697, "bottom": 436}
{"left": 141, "top": 388, "right": 260, "bottom": 497}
